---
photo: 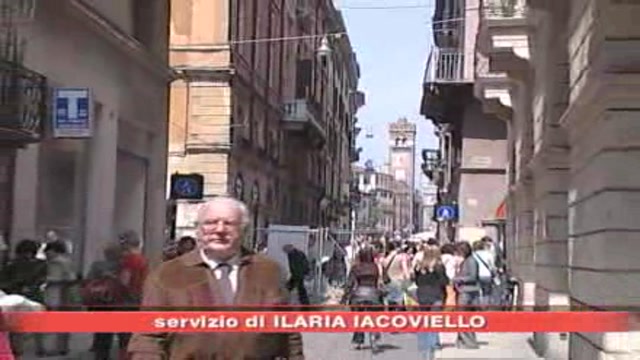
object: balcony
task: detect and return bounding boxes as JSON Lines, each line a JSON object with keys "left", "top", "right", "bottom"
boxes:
{"left": 477, "top": 0, "right": 530, "bottom": 77}
{"left": 483, "top": 0, "right": 527, "bottom": 20}
{"left": 283, "top": 98, "right": 326, "bottom": 147}
{"left": 0, "top": 60, "right": 48, "bottom": 145}
{"left": 474, "top": 52, "right": 513, "bottom": 121}
{"left": 420, "top": 46, "right": 473, "bottom": 123}
{"left": 423, "top": 47, "right": 469, "bottom": 86}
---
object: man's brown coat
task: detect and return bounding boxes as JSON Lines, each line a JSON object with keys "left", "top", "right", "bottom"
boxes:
{"left": 128, "top": 249, "right": 304, "bottom": 360}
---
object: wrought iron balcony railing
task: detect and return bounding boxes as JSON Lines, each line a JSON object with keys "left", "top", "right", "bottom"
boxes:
{"left": 0, "top": 59, "right": 48, "bottom": 144}
{"left": 482, "top": 0, "right": 527, "bottom": 19}
{"left": 423, "top": 46, "right": 467, "bottom": 85}
{"left": 283, "top": 98, "right": 327, "bottom": 145}
{"left": 0, "top": 0, "right": 36, "bottom": 23}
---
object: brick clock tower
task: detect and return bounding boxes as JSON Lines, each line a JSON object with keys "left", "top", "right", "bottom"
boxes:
{"left": 389, "top": 117, "right": 417, "bottom": 231}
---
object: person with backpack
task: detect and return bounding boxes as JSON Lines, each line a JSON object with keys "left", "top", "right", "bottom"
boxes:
{"left": 283, "top": 244, "right": 311, "bottom": 305}
{"left": 42, "top": 240, "right": 78, "bottom": 357}
{"left": 340, "top": 247, "right": 384, "bottom": 351}
{"left": 381, "top": 242, "right": 411, "bottom": 311}
{"left": 82, "top": 243, "right": 129, "bottom": 359}
{"left": 452, "top": 242, "right": 481, "bottom": 349}
{"left": 472, "top": 240, "right": 498, "bottom": 306}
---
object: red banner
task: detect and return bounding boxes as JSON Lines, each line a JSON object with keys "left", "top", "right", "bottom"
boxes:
{"left": 3, "top": 311, "right": 636, "bottom": 333}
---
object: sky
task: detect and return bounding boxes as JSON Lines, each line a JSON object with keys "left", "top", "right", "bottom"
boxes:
{"left": 339, "top": 1, "right": 438, "bottom": 181}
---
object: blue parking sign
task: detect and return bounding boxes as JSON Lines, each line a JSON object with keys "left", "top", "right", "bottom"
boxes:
{"left": 52, "top": 88, "right": 92, "bottom": 138}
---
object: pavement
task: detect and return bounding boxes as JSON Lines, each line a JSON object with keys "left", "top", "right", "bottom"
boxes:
{"left": 17, "top": 331, "right": 541, "bottom": 359}
{"left": 303, "top": 332, "right": 541, "bottom": 359}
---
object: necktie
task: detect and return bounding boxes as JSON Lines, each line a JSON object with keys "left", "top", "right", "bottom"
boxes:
{"left": 216, "top": 263, "right": 234, "bottom": 305}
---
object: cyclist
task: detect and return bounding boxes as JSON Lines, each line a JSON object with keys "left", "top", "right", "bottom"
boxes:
{"left": 341, "top": 247, "right": 384, "bottom": 351}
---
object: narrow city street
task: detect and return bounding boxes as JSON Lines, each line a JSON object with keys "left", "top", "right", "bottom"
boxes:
{"left": 304, "top": 332, "right": 540, "bottom": 359}
{"left": 2, "top": 0, "right": 639, "bottom": 358}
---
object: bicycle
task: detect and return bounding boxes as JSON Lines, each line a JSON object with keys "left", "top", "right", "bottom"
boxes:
{"left": 369, "top": 329, "right": 381, "bottom": 353}
{"left": 352, "top": 300, "right": 382, "bottom": 354}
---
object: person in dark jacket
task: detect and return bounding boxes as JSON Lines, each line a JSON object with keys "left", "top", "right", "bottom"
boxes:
{"left": 85, "top": 243, "right": 128, "bottom": 360}
{"left": 283, "top": 244, "right": 310, "bottom": 305}
{"left": 342, "top": 247, "right": 383, "bottom": 350}
{"left": 452, "top": 241, "right": 481, "bottom": 349}
{"left": 1, "top": 239, "right": 47, "bottom": 356}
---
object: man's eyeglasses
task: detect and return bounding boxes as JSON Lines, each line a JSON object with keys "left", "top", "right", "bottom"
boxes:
{"left": 199, "top": 219, "right": 240, "bottom": 228}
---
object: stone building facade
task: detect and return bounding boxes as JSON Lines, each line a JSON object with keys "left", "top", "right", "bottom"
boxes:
{"left": 420, "top": 0, "right": 508, "bottom": 243}
{"left": 0, "top": 0, "right": 172, "bottom": 270}
{"left": 474, "top": 0, "right": 640, "bottom": 358}
{"left": 353, "top": 164, "right": 395, "bottom": 233}
{"left": 352, "top": 162, "right": 413, "bottom": 234}
{"left": 388, "top": 117, "right": 417, "bottom": 232}
{"left": 168, "top": 0, "right": 363, "bottom": 242}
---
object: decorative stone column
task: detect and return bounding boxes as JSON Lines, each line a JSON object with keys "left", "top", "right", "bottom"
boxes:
{"left": 11, "top": 145, "right": 40, "bottom": 242}
{"left": 560, "top": 0, "right": 640, "bottom": 357}
{"left": 508, "top": 73, "right": 537, "bottom": 309}
{"left": 84, "top": 105, "right": 118, "bottom": 274}
{"left": 476, "top": 0, "right": 537, "bottom": 307}
{"left": 513, "top": 177, "right": 535, "bottom": 306}
{"left": 527, "top": 1, "right": 571, "bottom": 357}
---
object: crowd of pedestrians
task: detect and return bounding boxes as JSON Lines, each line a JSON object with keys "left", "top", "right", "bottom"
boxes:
{"left": 0, "top": 230, "right": 149, "bottom": 359}
{"left": 341, "top": 235, "right": 510, "bottom": 359}
{"left": 0, "top": 197, "right": 515, "bottom": 360}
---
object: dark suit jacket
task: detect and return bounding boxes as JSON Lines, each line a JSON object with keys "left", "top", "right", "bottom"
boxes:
{"left": 287, "top": 249, "right": 309, "bottom": 280}
{"left": 127, "top": 248, "right": 304, "bottom": 360}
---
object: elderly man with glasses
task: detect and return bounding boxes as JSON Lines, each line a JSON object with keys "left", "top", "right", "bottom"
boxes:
{"left": 128, "top": 197, "right": 305, "bottom": 359}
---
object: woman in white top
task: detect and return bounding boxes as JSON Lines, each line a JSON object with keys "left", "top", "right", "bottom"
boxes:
{"left": 440, "top": 243, "right": 460, "bottom": 309}
{"left": 43, "top": 241, "right": 77, "bottom": 356}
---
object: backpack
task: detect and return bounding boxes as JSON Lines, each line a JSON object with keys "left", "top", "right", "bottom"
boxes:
{"left": 80, "top": 276, "right": 127, "bottom": 306}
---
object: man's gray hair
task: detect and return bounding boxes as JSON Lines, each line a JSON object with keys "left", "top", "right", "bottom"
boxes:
{"left": 197, "top": 197, "right": 251, "bottom": 229}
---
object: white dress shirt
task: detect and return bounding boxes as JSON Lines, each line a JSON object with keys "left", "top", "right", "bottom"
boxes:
{"left": 200, "top": 250, "right": 240, "bottom": 293}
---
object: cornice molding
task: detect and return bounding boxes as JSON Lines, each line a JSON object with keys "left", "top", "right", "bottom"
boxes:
{"left": 559, "top": 73, "right": 640, "bottom": 132}
{"left": 68, "top": 0, "right": 176, "bottom": 83}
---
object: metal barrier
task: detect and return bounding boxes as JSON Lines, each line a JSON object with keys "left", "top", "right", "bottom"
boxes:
{"left": 252, "top": 227, "right": 359, "bottom": 302}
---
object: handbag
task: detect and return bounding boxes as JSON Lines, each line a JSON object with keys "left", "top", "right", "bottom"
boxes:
{"left": 403, "top": 283, "right": 419, "bottom": 307}
{"left": 474, "top": 254, "right": 500, "bottom": 285}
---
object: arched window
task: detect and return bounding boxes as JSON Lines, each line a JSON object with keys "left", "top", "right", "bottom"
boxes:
{"left": 233, "top": 174, "right": 245, "bottom": 200}
{"left": 251, "top": 181, "right": 260, "bottom": 206}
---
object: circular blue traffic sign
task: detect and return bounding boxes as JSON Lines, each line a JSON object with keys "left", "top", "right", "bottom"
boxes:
{"left": 436, "top": 205, "right": 456, "bottom": 221}
{"left": 173, "top": 177, "right": 199, "bottom": 197}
